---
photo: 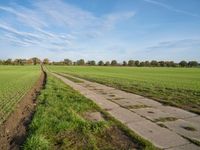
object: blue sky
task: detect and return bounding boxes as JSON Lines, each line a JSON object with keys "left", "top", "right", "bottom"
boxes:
{"left": 0, "top": 0, "right": 200, "bottom": 62}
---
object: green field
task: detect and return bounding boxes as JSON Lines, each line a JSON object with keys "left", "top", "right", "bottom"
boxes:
{"left": 48, "top": 66, "right": 200, "bottom": 114}
{"left": 0, "top": 66, "right": 41, "bottom": 124}
{"left": 24, "top": 74, "right": 155, "bottom": 150}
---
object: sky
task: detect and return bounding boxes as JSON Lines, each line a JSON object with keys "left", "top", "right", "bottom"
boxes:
{"left": 0, "top": 0, "right": 200, "bottom": 62}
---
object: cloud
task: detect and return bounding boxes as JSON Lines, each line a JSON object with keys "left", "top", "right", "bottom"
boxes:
{"left": 0, "top": 0, "right": 135, "bottom": 56}
{"left": 0, "top": 22, "right": 42, "bottom": 39}
{"left": 0, "top": 5, "right": 47, "bottom": 29}
{"left": 34, "top": 0, "right": 135, "bottom": 34}
{"left": 144, "top": 0, "right": 200, "bottom": 18}
{"left": 146, "top": 39, "right": 200, "bottom": 51}
{"left": 102, "top": 11, "right": 135, "bottom": 29}
{"left": 34, "top": 0, "right": 96, "bottom": 28}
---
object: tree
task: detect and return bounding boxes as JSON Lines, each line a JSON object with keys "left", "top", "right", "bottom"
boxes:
{"left": 179, "top": 61, "right": 187, "bottom": 67}
{"left": 165, "top": 61, "right": 176, "bottom": 67}
{"left": 43, "top": 58, "right": 50, "bottom": 65}
{"left": 144, "top": 61, "right": 150, "bottom": 66}
{"left": 73, "top": 62, "right": 77, "bottom": 65}
{"left": 63, "top": 59, "right": 72, "bottom": 65}
{"left": 13, "top": 59, "right": 25, "bottom": 65}
{"left": 188, "top": 61, "right": 198, "bottom": 67}
{"left": 5, "top": 59, "right": 12, "bottom": 65}
{"left": 13, "top": 59, "right": 20, "bottom": 65}
{"left": 169, "top": 61, "right": 176, "bottom": 67}
{"left": 128, "top": 60, "right": 135, "bottom": 66}
{"left": 104, "top": 61, "right": 110, "bottom": 66}
{"left": 150, "top": 60, "right": 158, "bottom": 67}
{"left": 27, "top": 59, "right": 33, "bottom": 65}
{"left": 111, "top": 60, "right": 117, "bottom": 66}
{"left": 140, "top": 61, "right": 145, "bottom": 67}
{"left": 77, "top": 59, "right": 85, "bottom": 65}
{"left": 32, "top": 57, "right": 41, "bottom": 65}
{"left": 87, "top": 60, "right": 96, "bottom": 66}
{"left": 22, "top": 59, "right": 27, "bottom": 65}
{"left": 98, "top": 60, "right": 104, "bottom": 66}
{"left": 123, "top": 61, "right": 127, "bottom": 66}
{"left": 159, "top": 61, "right": 165, "bottom": 67}
{"left": 135, "top": 60, "right": 140, "bottom": 66}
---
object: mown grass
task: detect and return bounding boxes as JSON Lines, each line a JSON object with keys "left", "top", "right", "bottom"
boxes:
{"left": 24, "top": 74, "right": 156, "bottom": 150}
{"left": 0, "top": 65, "right": 41, "bottom": 124}
{"left": 48, "top": 66, "right": 200, "bottom": 114}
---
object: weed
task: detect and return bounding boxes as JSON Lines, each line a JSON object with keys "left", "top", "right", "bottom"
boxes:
{"left": 181, "top": 126, "right": 197, "bottom": 131}
{"left": 126, "top": 104, "right": 149, "bottom": 109}
{"left": 154, "top": 117, "right": 177, "bottom": 122}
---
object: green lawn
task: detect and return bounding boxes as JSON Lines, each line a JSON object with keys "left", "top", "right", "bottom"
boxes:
{"left": 48, "top": 66, "right": 200, "bottom": 114}
{"left": 0, "top": 65, "right": 41, "bottom": 124}
{"left": 24, "top": 74, "right": 156, "bottom": 150}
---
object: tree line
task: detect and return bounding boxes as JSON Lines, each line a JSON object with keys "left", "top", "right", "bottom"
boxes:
{"left": 0, "top": 58, "right": 199, "bottom": 67}
{"left": 0, "top": 57, "right": 41, "bottom": 65}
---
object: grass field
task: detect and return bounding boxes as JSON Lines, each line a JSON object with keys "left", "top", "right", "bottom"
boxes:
{"left": 24, "top": 74, "right": 156, "bottom": 150}
{"left": 48, "top": 66, "right": 200, "bottom": 114}
{"left": 0, "top": 66, "right": 41, "bottom": 124}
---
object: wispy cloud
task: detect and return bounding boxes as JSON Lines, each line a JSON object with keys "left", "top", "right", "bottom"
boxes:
{"left": 0, "top": 22, "right": 42, "bottom": 39}
{"left": 146, "top": 39, "right": 200, "bottom": 51}
{"left": 0, "top": 5, "right": 47, "bottom": 29}
{"left": 144, "top": 0, "right": 200, "bottom": 18}
{"left": 0, "top": 0, "right": 135, "bottom": 55}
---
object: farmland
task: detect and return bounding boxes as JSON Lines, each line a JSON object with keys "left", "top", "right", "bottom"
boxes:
{"left": 48, "top": 66, "right": 200, "bottom": 113}
{"left": 0, "top": 66, "right": 41, "bottom": 124}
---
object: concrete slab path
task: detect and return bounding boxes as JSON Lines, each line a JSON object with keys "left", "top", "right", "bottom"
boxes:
{"left": 52, "top": 72, "right": 200, "bottom": 150}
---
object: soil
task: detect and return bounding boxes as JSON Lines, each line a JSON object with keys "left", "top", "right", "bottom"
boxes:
{"left": 84, "top": 111, "right": 105, "bottom": 122}
{"left": 0, "top": 68, "right": 46, "bottom": 150}
{"left": 96, "top": 126, "right": 140, "bottom": 149}
{"left": 54, "top": 126, "right": 140, "bottom": 150}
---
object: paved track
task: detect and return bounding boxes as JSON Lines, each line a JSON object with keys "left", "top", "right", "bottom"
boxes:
{"left": 52, "top": 72, "right": 200, "bottom": 150}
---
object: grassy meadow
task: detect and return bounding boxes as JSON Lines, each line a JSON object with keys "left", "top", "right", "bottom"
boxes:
{"left": 24, "top": 74, "right": 155, "bottom": 150}
{"left": 0, "top": 65, "right": 41, "bottom": 124}
{"left": 48, "top": 66, "right": 200, "bottom": 114}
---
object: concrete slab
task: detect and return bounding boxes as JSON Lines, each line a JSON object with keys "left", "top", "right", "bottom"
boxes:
{"left": 163, "top": 119, "right": 200, "bottom": 142}
{"left": 138, "top": 98, "right": 162, "bottom": 107}
{"left": 84, "top": 82, "right": 115, "bottom": 91}
{"left": 185, "top": 116, "right": 200, "bottom": 125}
{"left": 108, "top": 107, "right": 146, "bottom": 124}
{"left": 157, "top": 106, "right": 197, "bottom": 119}
{"left": 110, "top": 89, "right": 144, "bottom": 100}
{"left": 111, "top": 99, "right": 144, "bottom": 107}
{"left": 84, "top": 93, "right": 119, "bottom": 110}
{"left": 132, "top": 107, "right": 175, "bottom": 121}
{"left": 127, "top": 120, "right": 189, "bottom": 149}
{"left": 95, "top": 90, "right": 114, "bottom": 97}
{"left": 166, "top": 143, "right": 200, "bottom": 150}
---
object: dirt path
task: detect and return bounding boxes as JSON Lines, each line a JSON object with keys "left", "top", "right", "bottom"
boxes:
{"left": 52, "top": 73, "right": 200, "bottom": 150}
{"left": 0, "top": 68, "right": 46, "bottom": 150}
